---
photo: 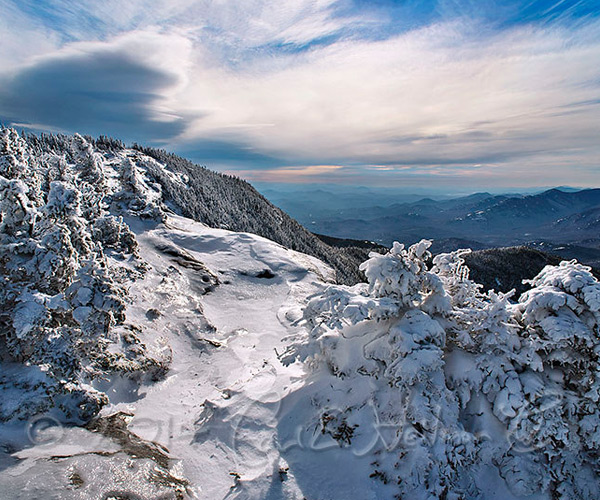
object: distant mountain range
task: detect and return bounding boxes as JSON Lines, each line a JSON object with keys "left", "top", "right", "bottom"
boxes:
{"left": 270, "top": 187, "right": 600, "bottom": 267}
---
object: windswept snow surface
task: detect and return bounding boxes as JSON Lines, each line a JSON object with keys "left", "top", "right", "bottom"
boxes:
{"left": 126, "top": 214, "right": 339, "bottom": 499}
{"left": 0, "top": 212, "right": 335, "bottom": 499}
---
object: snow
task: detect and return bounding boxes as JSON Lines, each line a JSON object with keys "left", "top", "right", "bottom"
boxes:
{"left": 2, "top": 128, "right": 600, "bottom": 499}
{"left": 0, "top": 210, "right": 333, "bottom": 499}
{"left": 123, "top": 215, "right": 329, "bottom": 498}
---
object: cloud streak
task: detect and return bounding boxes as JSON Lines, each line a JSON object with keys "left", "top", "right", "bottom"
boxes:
{"left": 0, "top": 1, "right": 599, "bottom": 188}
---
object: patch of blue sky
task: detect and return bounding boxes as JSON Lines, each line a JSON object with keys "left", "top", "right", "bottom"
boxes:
{"left": 5, "top": 0, "right": 107, "bottom": 41}
{"left": 334, "top": 0, "right": 599, "bottom": 36}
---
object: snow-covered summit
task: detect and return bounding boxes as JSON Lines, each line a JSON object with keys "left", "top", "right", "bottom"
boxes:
{"left": 2, "top": 128, "right": 600, "bottom": 499}
{"left": 0, "top": 128, "right": 336, "bottom": 497}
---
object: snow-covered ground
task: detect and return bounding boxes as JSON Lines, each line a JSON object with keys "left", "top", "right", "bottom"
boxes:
{"left": 0, "top": 213, "right": 369, "bottom": 499}
{"left": 3, "top": 130, "right": 600, "bottom": 499}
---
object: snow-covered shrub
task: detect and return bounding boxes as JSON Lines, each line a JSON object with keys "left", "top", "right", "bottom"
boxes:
{"left": 115, "top": 156, "right": 165, "bottom": 219}
{"left": 284, "top": 241, "right": 600, "bottom": 499}
{"left": 71, "top": 133, "right": 106, "bottom": 187}
{"left": 283, "top": 241, "right": 480, "bottom": 498}
{"left": 0, "top": 128, "right": 43, "bottom": 203}
{"left": 0, "top": 177, "right": 38, "bottom": 238}
{"left": 431, "top": 248, "right": 480, "bottom": 309}
{"left": 511, "top": 260, "right": 600, "bottom": 498}
{"left": 0, "top": 129, "right": 165, "bottom": 423}
{"left": 92, "top": 215, "right": 138, "bottom": 256}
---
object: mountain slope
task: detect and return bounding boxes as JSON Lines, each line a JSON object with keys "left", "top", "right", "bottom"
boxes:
{"left": 3, "top": 129, "right": 600, "bottom": 500}
{"left": 25, "top": 133, "right": 368, "bottom": 286}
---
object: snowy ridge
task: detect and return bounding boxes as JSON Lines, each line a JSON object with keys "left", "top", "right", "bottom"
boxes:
{"left": 1, "top": 128, "right": 600, "bottom": 499}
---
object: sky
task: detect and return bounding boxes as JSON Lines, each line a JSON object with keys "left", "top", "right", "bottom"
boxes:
{"left": 0, "top": 0, "right": 599, "bottom": 189}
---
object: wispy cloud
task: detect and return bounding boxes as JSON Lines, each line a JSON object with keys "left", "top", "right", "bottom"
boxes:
{"left": 0, "top": 1, "right": 599, "bottom": 187}
{"left": 175, "top": 18, "right": 600, "bottom": 177}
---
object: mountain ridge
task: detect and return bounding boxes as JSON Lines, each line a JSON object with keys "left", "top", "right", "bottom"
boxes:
{"left": 2, "top": 128, "right": 600, "bottom": 499}
{"left": 283, "top": 184, "right": 600, "bottom": 257}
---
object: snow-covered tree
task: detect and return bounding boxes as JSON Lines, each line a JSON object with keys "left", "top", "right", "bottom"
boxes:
{"left": 283, "top": 241, "right": 480, "bottom": 498}
{"left": 71, "top": 133, "right": 105, "bottom": 186}
{"left": 0, "top": 129, "right": 165, "bottom": 423}
{"left": 510, "top": 260, "right": 600, "bottom": 498}
{"left": 284, "top": 242, "right": 600, "bottom": 499}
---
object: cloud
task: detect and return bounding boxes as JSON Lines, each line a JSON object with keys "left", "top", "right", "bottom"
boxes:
{"left": 175, "top": 138, "right": 285, "bottom": 166}
{"left": 1, "top": 1, "right": 599, "bottom": 187}
{"left": 0, "top": 30, "right": 193, "bottom": 142}
{"left": 0, "top": 3, "right": 62, "bottom": 70}
{"left": 231, "top": 164, "right": 345, "bottom": 183}
{"left": 170, "top": 17, "right": 600, "bottom": 187}
{"left": 3, "top": 0, "right": 352, "bottom": 58}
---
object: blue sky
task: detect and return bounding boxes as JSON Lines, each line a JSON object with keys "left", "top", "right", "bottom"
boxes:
{"left": 1, "top": 0, "right": 599, "bottom": 189}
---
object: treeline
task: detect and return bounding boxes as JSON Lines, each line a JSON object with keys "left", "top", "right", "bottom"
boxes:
{"left": 131, "top": 144, "right": 369, "bottom": 284}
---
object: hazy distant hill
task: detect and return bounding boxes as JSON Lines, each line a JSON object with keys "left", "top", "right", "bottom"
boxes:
{"left": 278, "top": 187, "right": 600, "bottom": 266}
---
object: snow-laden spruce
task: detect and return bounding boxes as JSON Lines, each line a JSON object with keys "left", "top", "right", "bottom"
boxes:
{"left": 282, "top": 240, "right": 600, "bottom": 500}
{"left": 0, "top": 128, "right": 168, "bottom": 422}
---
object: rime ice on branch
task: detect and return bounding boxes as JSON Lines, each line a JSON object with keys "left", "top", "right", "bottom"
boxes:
{"left": 284, "top": 241, "right": 600, "bottom": 499}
